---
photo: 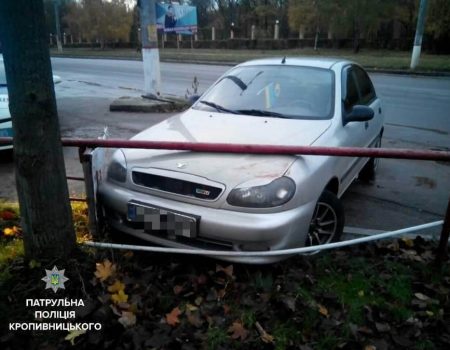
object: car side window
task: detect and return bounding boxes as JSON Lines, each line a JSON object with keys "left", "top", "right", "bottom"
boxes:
{"left": 344, "top": 69, "right": 359, "bottom": 110}
{"left": 353, "top": 66, "right": 376, "bottom": 105}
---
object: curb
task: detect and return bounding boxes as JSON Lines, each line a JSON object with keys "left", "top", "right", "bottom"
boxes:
{"left": 109, "top": 96, "right": 189, "bottom": 113}
{"left": 51, "top": 54, "right": 450, "bottom": 77}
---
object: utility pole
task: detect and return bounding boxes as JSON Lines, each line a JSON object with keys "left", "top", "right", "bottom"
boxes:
{"left": 139, "top": 0, "right": 161, "bottom": 98}
{"left": 0, "top": 0, "right": 76, "bottom": 260}
{"left": 53, "top": 0, "right": 62, "bottom": 52}
{"left": 410, "top": 0, "right": 428, "bottom": 70}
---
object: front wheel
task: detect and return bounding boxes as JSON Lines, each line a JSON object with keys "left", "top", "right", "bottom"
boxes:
{"left": 305, "top": 190, "right": 344, "bottom": 247}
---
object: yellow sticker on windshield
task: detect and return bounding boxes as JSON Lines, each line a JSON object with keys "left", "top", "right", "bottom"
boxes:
{"left": 263, "top": 82, "right": 281, "bottom": 109}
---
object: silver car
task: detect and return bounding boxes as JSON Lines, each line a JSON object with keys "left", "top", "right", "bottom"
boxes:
{"left": 99, "top": 58, "right": 384, "bottom": 263}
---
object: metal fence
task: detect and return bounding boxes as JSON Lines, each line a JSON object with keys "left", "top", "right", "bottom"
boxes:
{"left": 1, "top": 136, "right": 449, "bottom": 262}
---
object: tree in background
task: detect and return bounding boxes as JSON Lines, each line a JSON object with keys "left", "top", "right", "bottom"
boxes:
{"left": 64, "top": 0, "right": 132, "bottom": 48}
{"left": 288, "top": 0, "right": 338, "bottom": 46}
{"left": 288, "top": 0, "right": 394, "bottom": 52}
{"left": 426, "top": 0, "right": 450, "bottom": 52}
{"left": 43, "top": 0, "right": 73, "bottom": 42}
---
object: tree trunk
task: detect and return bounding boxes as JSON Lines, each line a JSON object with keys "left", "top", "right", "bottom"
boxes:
{"left": 0, "top": 0, "right": 76, "bottom": 260}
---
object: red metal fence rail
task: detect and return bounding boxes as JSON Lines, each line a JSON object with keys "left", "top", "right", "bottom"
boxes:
{"left": 0, "top": 136, "right": 449, "bottom": 260}
{"left": 1, "top": 137, "right": 449, "bottom": 161}
{"left": 58, "top": 138, "right": 450, "bottom": 161}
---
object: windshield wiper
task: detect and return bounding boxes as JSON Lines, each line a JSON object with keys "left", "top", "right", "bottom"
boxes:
{"left": 198, "top": 100, "right": 238, "bottom": 114}
{"left": 236, "top": 109, "right": 290, "bottom": 119}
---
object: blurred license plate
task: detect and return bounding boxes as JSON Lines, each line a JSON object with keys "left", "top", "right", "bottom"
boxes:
{"left": 127, "top": 201, "right": 198, "bottom": 238}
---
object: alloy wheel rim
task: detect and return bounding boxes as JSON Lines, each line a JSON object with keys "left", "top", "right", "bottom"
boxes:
{"left": 306, "top": 202, "right": 338, "bottom": 246}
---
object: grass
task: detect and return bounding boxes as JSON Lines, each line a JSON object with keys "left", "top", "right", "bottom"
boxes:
{"left": 50, "top": 47, "right": 450, "bottom": 72}
{"left": 207, "top": 326, "right": 228, "bottom": 350}
{"left": 0, "top": 201, "right": 90, "bottom": 273}
{"left": 272, "top": 321, "right": 302, "bottom": 350}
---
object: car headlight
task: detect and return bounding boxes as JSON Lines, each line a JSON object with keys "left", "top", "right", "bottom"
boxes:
{"left": 227, "top": 177, "right": 296, "bottom": 208}
{"left": 107, "top": 149, "right": 127, "bottom": 183}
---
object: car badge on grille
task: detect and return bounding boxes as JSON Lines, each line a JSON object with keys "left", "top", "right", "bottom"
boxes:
{"left": 176, "top": 162, "right": 187, "bottom": 169}
{"left": 196, "top": 188, "right": 211, "bottom": 196}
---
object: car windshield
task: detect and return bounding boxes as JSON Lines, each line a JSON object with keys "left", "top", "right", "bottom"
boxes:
{"left": 194, "top": 65, "right": 334, "bottom": 120}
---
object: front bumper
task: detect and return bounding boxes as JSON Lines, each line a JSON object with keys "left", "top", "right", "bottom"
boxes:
{"left": 98, "top": 181, "right": 316, "bottom": 264}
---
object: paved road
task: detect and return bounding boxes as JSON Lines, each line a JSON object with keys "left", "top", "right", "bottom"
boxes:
{"left": 1, "top": 58, "right": 449, "bottom": 237}
{"left": 51, "top": 57, "right": 450, "bottom": 136}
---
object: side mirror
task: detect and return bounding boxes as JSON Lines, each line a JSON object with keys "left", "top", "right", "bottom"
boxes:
{"left": 345, "top": 105, "right": 374, "bottom": 124}
{"left": 188, "top": 95, "right": 200, "bottom": 105}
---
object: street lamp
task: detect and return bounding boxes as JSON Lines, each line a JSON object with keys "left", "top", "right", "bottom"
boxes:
{"left": 231, "top": 22, "right": 235, "bottom": 39}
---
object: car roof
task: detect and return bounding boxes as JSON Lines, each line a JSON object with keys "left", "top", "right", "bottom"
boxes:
{"left": 238, "top": 57, "right": 353, "bottom": 69}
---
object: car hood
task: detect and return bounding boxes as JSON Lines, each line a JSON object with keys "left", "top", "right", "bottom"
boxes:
{"left": 123, "top": 110, "right": 331, "bottom": 185}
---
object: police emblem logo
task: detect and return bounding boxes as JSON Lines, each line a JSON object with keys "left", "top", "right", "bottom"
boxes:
{"left": 41, "top": 266, "right": 69, "bottom": 293}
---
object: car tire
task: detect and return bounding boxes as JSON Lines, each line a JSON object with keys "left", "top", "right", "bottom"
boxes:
{"left": 305, "top": 190, "right": 344, "bottom": 247}
{"left": 359, "top": 134, "right": 382, "bottom": 181}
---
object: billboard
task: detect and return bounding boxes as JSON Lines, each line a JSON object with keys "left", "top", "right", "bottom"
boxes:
{"left": 156, "top": 3, "right": 198, "bottom": 34}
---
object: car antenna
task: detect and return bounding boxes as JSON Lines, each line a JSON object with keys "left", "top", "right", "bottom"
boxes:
{"left": 281, "top": 56, "right": 286, "bottom": 64}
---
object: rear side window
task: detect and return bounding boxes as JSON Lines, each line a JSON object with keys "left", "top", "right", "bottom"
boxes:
{"left": 344, "top": 70, "right": 359, "bottom": 110}
{"left": 353, "top": 66, "right": 376, "bottom": 105}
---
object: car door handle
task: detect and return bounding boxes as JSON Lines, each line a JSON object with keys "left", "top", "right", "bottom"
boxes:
{"left": 379, "top": 107, "right": 382, "bottom": 114}
{"left": 364, "top": 121, "right": 369, "bottom": 129}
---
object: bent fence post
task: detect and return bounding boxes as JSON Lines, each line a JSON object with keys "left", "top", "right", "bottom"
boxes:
{"left": 436, "top": 196, "right": 450, "bottom": 263}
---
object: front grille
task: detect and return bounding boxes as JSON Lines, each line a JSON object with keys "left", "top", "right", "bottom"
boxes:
{"left": 132, "top": 172, "right": 222, "bottom": 200}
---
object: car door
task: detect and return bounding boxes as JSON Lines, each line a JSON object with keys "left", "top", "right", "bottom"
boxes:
{"left": 338, "top": 65, "right": 369, "bottom": 193}
{"left": 352, "top": 65, "right": 383, "bottom": 148}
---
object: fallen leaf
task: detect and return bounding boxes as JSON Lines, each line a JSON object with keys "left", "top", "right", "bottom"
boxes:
{"left": 282, "top": 296, "right": 296, "bottom": 312}
{"left": 261, "top": 332, "right": 275, "bottom": 343}
{"left": 28, "top": 260, "right": 41, "bottom": 269}
{"left": 3, "top": 227, "right": 14, "bottom": 236}
{"left": 364, "top": 345, "right": 376, "bottom": 350}
{"left": 186, "top": 303, "right": 198, "bottom": 312}
{"left": 387, "top": 241, "right": 399, "bottom": 251}
{"left": 197, "top": 274, "right": 208, "bottom": 285}
{"left": 0, "top": 210, "right": 16, "bottom": 220}
{"left": 255, "top": 321, "right": 274, "bottom": 344}
{"left": 402, "top": 237, "right": 414, "bottom": 248}
{"left": 216, "top": 264, "right": 234, "bottom": 278}
{"left": 118, "top": 311, "right": 136, "bottom": 328}
{"left": 111, "top": 290, "right": 128, "bottom": 304}
{"left": 375, "top": 322, "right": 391, "bottom": 332}
{"left": 173, "top": 285, "right": 184, "bottom": 295}
{"left": 194, "top": 296, "right": 203, "bottom": 306}
{"left": 95, "top": 259, "right": 116, "bottom": 282}
{"left": 186, "top": 310, "right": 203, "bottom": 328}
{"left": 223, "top": 304, "right": 231, "bottom": 314}
{"left": 414, "top": 292, "right": 430, "bottom": 301}
{"left": 123, "top": 251, "right": 134, "bottom": 259}
{"left": 318, "top": 304, "right": 329, "bottom": 317}
{"left": 228, "top": 320, "right": 249, "bottom": 341}
{"left": 108, "top": 280, "right": 125, "bottom": 293}
{"left": 166, "top": 306, "right": 182, "bottom": 327}
{"left": 65, "top": 329, "right": 86, "bottom": 345}
{"left": 217, "top": 288, "right": 226, "bottom": 299}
